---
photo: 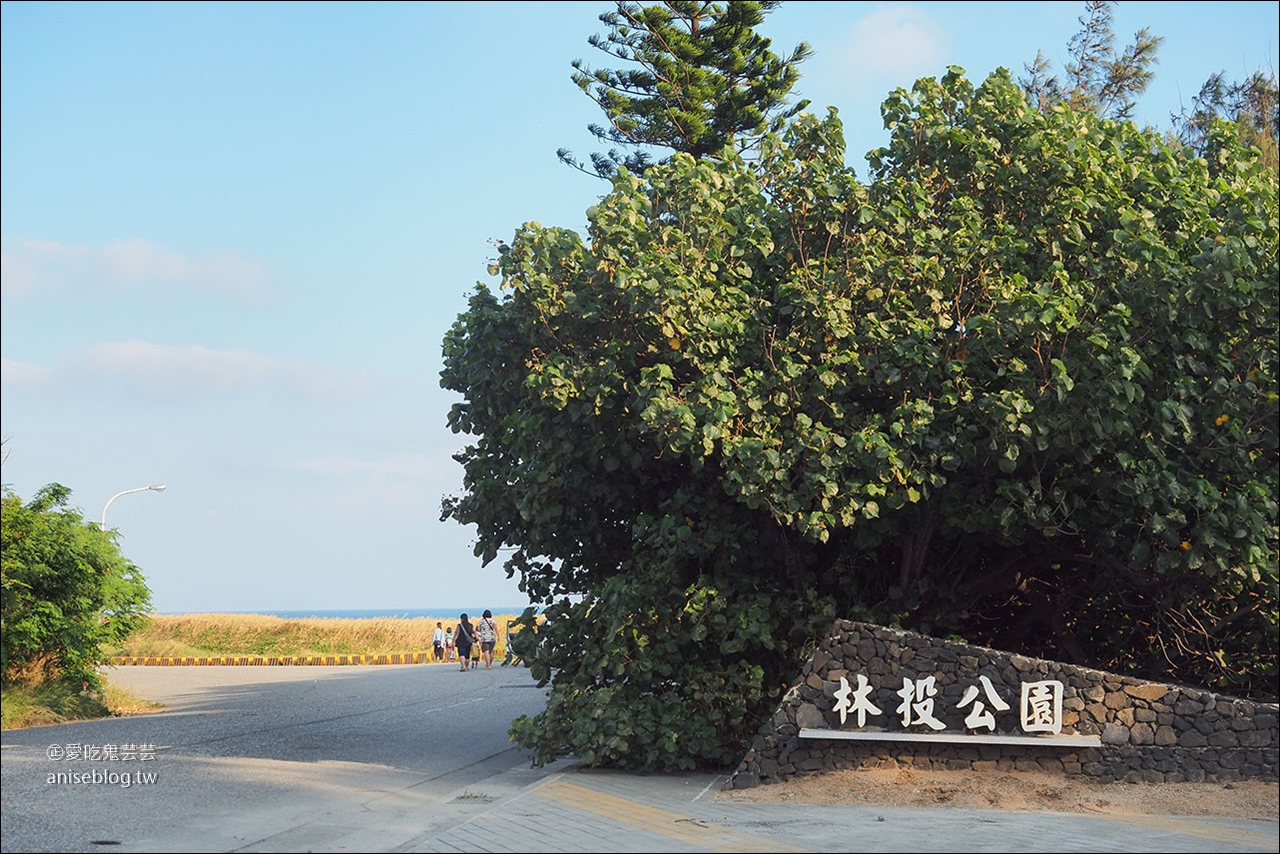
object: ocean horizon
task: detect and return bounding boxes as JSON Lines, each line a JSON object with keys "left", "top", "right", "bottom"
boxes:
{"left": 159, "top": 607, "right": 535, "bottom": 619}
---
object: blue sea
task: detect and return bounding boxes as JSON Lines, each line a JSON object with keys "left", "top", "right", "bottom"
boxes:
{"left": 162, "top": 607, "right": 533, "bottom": 619}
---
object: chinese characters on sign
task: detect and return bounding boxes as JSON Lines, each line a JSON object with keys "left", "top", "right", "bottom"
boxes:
{"left": 896, "top": 674, "right": 946, "bottom": 730}
{"left": 831, "top": 673, "right": 880, "bottom": 726}
{"left": 831, "top": 675, "right": 1064, "bottom": 735}
{"left": 958, "top": 675, "right": 1011, "bottom": 731}
{"left": 1021, "top": 680, "right": 1063, "bottom": 734}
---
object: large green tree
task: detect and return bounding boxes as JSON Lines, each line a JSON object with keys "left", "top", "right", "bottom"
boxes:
{"left": 558, "top": 0, "right": 812, "bottom": 178}
{"left": 2, "top": 483, "right": 153, "bottom": 689}
{"left": 442, "top": 67, "right": 1277, "bottom": 770}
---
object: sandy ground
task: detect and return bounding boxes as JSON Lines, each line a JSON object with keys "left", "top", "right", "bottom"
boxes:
{"left": 716, "top": 766, "right": 1279, "bottom": 819}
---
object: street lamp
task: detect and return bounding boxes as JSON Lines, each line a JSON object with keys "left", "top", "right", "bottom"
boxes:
{"left": 100, "top": 484, "right": 167, "bottom": 531}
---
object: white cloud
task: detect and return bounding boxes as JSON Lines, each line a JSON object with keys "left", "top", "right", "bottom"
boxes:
{"left": 87, "top": 340, "right": 276, "bottom": 392}
{"left": 0, "top": 252, "right": 37, "bottom": 296}
{"left": 286, "top": 453, "right": 455, "bottom": 521}
{"left": 837, "top": 5, "right": 947, "bottom": 85}
{"left": 0, "top": 358, "right": 53, "bottom": 388}
{"left": 1, "top": 238, "right": 278, "bottom": 302}
{"left": 291, "top": 453, "right": 441, "bottom": 479}
{"left": 82, "top": 340, "right": 370, "bottom": 401}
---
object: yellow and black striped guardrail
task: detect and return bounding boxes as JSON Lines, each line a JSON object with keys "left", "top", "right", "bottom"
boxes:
{"left": 109, "top": 653, "right": 439, "bottom": 666}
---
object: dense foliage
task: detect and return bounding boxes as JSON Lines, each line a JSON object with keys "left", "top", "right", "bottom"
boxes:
{"left": 559, "top": 0, "right": 811, "bottom": 178}
{"left": 1173, "top": 69, "right": 1279, "bottom": 171}
{"left": 442, "top": 63, "right": 1278, "bottom": 770}
{"left": 1, "top": 483, "right": 153, "bottom": 690}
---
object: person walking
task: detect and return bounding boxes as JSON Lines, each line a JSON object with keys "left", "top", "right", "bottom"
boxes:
{"left": 476, "top": 610, "right": 499, "bottom": 670}
{"left": 432, "top": 622, "right": 445, "bottom": 662}
{"left": 444, "top": 627, "right": 455, "bottom": 662}
{"left": 455, "top": 613, "right": 476, "bottom": 672}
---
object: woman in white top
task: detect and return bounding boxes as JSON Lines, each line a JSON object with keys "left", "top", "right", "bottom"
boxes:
{"left": 476, "top": 609, "right": 499, "bottom": 670}
{"left": 432, "top": 622, "right": 445, "bottom": 662}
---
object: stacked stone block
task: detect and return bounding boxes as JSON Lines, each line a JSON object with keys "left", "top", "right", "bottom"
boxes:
{"left": 725, "top": 620, "right": 1278, "bottom": 789}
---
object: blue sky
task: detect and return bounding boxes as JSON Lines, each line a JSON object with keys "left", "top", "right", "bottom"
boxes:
{"left": 3, "top": 1, "right": 1276, "bottom": 614}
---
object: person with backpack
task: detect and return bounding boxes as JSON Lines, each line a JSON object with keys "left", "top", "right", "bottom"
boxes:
{"left": 432, "top": 621, "right": 445, "bottom": 662}
{"left": 455, "top": 613, "right": 476, "bottom": 672}
{"left": 476, "top": 609, "right": 499, "bottom": 670}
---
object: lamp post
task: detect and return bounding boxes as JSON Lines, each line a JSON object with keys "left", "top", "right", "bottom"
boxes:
{"left": 100, "top": 484, "right": 167, "bottom": 531}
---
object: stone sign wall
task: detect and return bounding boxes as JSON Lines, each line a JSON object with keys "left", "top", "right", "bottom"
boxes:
{"left": 725, "top": 620, "right": 1278, "bottom": 789}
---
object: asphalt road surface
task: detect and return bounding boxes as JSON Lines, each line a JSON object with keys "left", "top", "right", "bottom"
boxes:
{"left": 1, "top": 662, "right": 557, "bottom": 852}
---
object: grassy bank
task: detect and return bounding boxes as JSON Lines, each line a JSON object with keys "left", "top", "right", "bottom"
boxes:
{"left": 1, "top": 679, "right": 163, "bottom": 730}
{"left": 106, "top": 612, "right": 518, "bottom": 660}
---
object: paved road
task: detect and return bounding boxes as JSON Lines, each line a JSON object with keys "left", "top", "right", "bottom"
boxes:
{"left": 1, "top": 663, "right": 556, "bottom": 852}
{"left": 2, "top": 664, "right": 1276, "bottom": 853}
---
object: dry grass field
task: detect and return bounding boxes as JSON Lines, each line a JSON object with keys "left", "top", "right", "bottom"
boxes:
{"left": 107, "top": 612, "right": 522, "bottom": 660}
